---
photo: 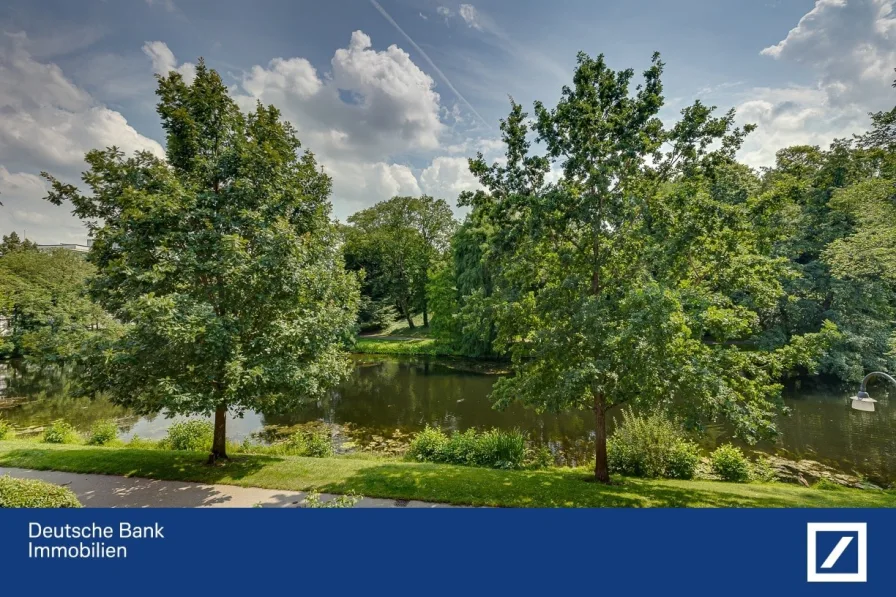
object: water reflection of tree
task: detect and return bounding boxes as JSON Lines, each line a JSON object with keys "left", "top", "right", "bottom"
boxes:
{"left": 9, "top": 356, "right": 896, "bottom": 481}
{"left": 262, "top": 356, "right": 597, "bottom": 461}
{"left": 1, "top": 361, "right": 140, "bottom": 433}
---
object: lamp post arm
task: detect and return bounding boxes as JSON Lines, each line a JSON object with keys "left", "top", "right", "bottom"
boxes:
{"left": 859, "top": 372, "right": 896, "bottom": 394}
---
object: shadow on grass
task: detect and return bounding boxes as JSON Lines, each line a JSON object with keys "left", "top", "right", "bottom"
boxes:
{"left": 0, "top": 446, "right": 280, "bottom": 488}
{"left": 2, "top": 444, "right": 893, "bottom": 508}
{"left": 315, "top": 463, "right": 893, "bottom": 508}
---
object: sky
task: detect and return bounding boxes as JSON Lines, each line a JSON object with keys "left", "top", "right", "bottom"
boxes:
{"left": 1, "top": 0, "right": 895, "bottom": 243}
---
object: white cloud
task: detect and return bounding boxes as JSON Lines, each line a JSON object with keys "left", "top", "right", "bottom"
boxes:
{"left": 227, "top": 29, "right": 465, "bottom": 215}
{"left": 0, "top": 33, "right": 164, "bottom": 243}
{"left": 459, "top": 4, "right": 483, "bottom": 30}
{"left": 327, "top": 161, "right": 422, "bottom": 219}
{"left": 142, "top": 41, "right": 196, "bottom": 83}
{"left": 420, "top": 156, "right": 482, "bottom": 199}
{"left": 235, "top": 30, "right": 443, "bottom": 162}
{"left": 736, "top": 0, "right": 896, "bottom": 167}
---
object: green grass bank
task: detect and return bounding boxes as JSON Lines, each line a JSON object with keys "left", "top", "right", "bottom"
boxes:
{"left": 1, "top": 441, "right": 893, "bottom": 508}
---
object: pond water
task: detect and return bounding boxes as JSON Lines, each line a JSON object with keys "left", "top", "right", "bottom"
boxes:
{"left": 2, "top": 356, "right": 895, "bottom": 482}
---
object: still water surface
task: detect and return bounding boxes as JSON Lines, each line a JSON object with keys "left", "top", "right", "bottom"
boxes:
{"left": 2, "top": 356, "right": 895, "bottom": 481}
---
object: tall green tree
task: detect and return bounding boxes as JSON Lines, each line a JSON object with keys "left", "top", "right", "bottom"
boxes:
{"left": 42, "top": 60, "right": 359, "bottom": 460}
{"left": 428, "top": 194, "right": 500, "bottom": 357}
{"left": 471, "top": 52, "right": 834, "bottom": 482}
{"left": 344, "top": 195, "right": 454, "bottom": 328}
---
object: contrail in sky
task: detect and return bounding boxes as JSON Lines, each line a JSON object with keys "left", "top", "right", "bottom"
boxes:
{"left": 369, "top": 0, "right": 490, "bottom": 128}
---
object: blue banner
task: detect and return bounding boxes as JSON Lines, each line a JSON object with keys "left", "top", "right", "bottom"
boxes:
{"left": 0, "top": 508, "right": 891, "bottom": 595}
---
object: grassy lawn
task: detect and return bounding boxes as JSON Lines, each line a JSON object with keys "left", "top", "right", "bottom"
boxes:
{"left": 1, "top": 440, "right": 894, "bottom": 508}
{"left": 352, "top": 336, "right": 458, "bottom": 356}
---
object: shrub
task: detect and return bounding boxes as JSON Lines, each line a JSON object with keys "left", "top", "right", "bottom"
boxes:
{"left": 607, "top": 410, "right": 700, "bottom": 479}
{"left": 710, "top": 444, "right": 751, "bottom": 482}
{"left": 407, "top": 426, "right": 527, "bottom": 469}
{"left": 665, "top": 441, "right": 701, "bottom": 480}
{"left": 87, "top": 420, "right": 118, "bottom": 446}
{"left": 525, "top": 445, "right": 554, "bottom": 470}
{"left": 441, "top": 428, "right": 481, "bottom": 465}
{"left": 475, "top": 428, "right": 526, "bottom": 469}
{"left": 303, "top": 429, "right": 334, "bottom": 457}
{"left": 42, "top": 420, "right": 79, "bottom": 444}
{"left": 750, "top": 456, "right": 777, "bottom": 483}
{"left": 0, "top": 475, "right": 81, "bottom": 508}
{"left": 0, "top": 419, "right": 12, "bottom": 440}
{"left": 164, "top": 420, "right": 214, "bottom": 452}
{"left": 126, "top": 435, "right": 160, "bottom": 450}
{"left": 407, "top": 426, "right": 449, "bottom": 462}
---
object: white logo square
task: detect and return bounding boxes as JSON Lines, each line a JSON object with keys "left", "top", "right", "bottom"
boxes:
{"left": 807, "top": 522, "right": 867, "bottom": 583}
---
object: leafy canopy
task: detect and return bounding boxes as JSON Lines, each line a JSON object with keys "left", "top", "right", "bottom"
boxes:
{"left": 41, "top": 60, "right": 359, "bottom": 440}
{"left": 466, "top": 51, "right": 835, "bottom": 479}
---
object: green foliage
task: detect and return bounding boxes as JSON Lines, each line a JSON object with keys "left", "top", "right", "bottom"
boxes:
{"left": 0, "top": 419, "right": 11, "bottom": 440}
{"left": 407, "top": 426, "right": 527, "bottom": 469}
{"left": 355, "top": 296, "right": 396, "bottom": 333}
{"left": 813, "top": 478, "right": 843, "bottom": 491}
{"left": 126, "top": 435, "right": 160, "bottom": 450}
{"left": 4, "top": 440, "right": 894, "bottom": 508}
{"left": 607, "top": 410, "right": 700, "bottom": 479}
{"left": 42, "top": 420, "right": 79, "bottom": 444}
{"left": 460, "top": 51, "right": 836, "bottom": 483}
{"left": 343, "top": 195, "right": 456, "bottom": 328}
{"left": 0, "top": 232, "right": 38, "bottom": 256}
{"left": 525, "top": 445, "right": 555, "bottom": 470}
{"left": 710, "top": 444, "right": 751, "bottom": 482}
{"left": 0, "top": 475, "right": 81, "bottom": 508}
{"left": 406, "top": 426, "right": 449, "bottom": 461}
{"left": 0, "top": 246, "right": 119, "bottom": 361}
{"left": 87, "top": 420, "right": 119, "bottom": 446}
{"left": 301, "top": 490, "right": 361, "bottom": 508}
{"left": 427, "top": 209, "right": 500, "bottom": 358}
{"left": 41, "top": 59, "right": 360, "bottom": 458}
{"left": 756, "top": 140, "right": 896, "bottom": 382}
{"left": 164, "top": 420, "right": 214, "bottom": 452}
{"left": 272, "top": 429, "right": 333, "bottom": 457}
{"left": 750, "top": 456, "right": 778, "bottom": 483}
{"left": 303, "top": 429, "right": 334, "bottom": 458}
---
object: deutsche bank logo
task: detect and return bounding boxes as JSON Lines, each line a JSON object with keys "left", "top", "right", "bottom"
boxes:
{"left": 806, "top": 523, "right": 867, "bottom": 583}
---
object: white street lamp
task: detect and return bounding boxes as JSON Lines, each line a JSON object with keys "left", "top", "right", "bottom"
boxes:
{"left": 851, "top": 371, "right": 896, "bottom": 412}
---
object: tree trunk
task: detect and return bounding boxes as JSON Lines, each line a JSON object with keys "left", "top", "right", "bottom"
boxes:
{"left": 405, "top": 309, "right": 415, "bottom": 329}
{"left": 209, "top": 404, "right": 228, "bottom": 463}
{"left": 594, "top": 391, "right": 610, "bottom": 483}
{"left": 422, "top": 303, "right": 429, "bottom": 327}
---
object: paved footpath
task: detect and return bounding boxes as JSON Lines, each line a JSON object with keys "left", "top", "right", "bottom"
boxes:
{"left": 0, "top": 467, "right": 462, "bottom": 508}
